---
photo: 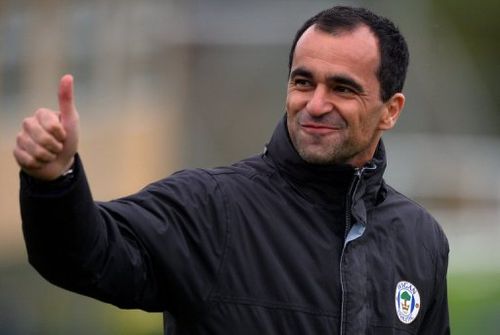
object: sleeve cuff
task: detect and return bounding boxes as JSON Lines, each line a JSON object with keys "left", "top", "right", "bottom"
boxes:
{"left": 20, "top": 154, "right": 83, "bottom": 197}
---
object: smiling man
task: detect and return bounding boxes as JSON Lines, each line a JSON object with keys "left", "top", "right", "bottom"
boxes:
{"left": 15, "top": 6, "right": 449, "bottom": 335}
{"left": 287, "top": 25, "right": 403, "bottom": 167}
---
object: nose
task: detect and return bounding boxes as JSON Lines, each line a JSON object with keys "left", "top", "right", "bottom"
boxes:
{"left": 305, "top": 86, "right": 333, "bottom": 116}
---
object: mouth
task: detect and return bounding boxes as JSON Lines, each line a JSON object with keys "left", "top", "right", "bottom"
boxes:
{"left": 300, "top": 122, "right": 343, "bottom": 135}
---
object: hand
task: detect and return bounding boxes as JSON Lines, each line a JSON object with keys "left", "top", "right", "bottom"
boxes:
{"left": 13, "top": 74, "right": 80, "bottom": 181}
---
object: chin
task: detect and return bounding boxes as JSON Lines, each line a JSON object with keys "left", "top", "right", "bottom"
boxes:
{"left": 297, "top": 148, "right": 337, "bottom": 165}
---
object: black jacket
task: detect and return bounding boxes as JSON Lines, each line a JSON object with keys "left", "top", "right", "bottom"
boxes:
{"left": 20, "top": 117, "right": 449, "bottom": 334}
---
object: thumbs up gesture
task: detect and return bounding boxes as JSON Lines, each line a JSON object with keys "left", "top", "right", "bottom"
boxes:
{"left": 13, "top": 75, "right": 80, "bottom": 181}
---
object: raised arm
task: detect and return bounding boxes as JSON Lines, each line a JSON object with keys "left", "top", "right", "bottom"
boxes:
{"left": 14, "top": 76, "right": 227, "bottom": 315}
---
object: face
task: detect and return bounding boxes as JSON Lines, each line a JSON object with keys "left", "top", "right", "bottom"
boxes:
{"left": 286, "top": 25, "right": 403, "bottom": 167}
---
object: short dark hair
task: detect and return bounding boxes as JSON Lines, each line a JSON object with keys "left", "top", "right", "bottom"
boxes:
{"left": 288, "top": 6, "right": 409, "bottom": 102}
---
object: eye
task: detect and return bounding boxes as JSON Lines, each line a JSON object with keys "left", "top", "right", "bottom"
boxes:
{"left": 334, "top": 85, "right": 356, "bottom": 95}
{"left": 295, "top": 79, "right": 309, "bottom": 86}
{"left": 291, "top": 77, "right": 313, "bottom": 89}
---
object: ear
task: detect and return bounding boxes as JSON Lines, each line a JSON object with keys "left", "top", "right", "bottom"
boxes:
{"left": 378, "top": 93, "right": 405, "bottom": 131}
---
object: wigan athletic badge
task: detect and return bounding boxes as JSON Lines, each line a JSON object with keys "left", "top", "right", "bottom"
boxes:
{"left": 395, "top": 281, "right": 421, "bottom": 324}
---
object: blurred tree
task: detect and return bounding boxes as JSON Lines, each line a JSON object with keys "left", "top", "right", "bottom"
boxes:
{"left": 433, "top": 0, "right": 500, "bottom": 134}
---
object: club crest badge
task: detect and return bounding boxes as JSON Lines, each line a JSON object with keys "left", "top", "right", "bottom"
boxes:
{"left": 395, "top": 281, "right": 421, "bottom": 324}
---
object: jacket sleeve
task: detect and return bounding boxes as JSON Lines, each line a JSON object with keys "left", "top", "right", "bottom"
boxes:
{"left": 418, "top": 226, "right": 450, "bottom": 335}
{"left": 20, "top": 154, "right": 227, "bottom": 314}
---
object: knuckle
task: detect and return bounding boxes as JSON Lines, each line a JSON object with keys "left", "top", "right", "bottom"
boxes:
{"left": 36, "top": 133, "right": 50, "bottom": 146}
{"left": 22, "top": 117, "right": 33, "bottom": 130}
{"left": 24, "top": 157, "right": 40, "bottom": 169}
{"left": 34, "top": 144, "right": 56, "bottom": 161}
{"left": 16, "top": 136, "right": 22, "bottom": 148}
{"left": 12, "top": 147, "right": 22, "bottom": 162}
{"left": 16, "top": 131, "right": 24, "bottom": 142}
{"left": 39, "top": 136, "right": 60, "bottom": 153}
{"left": 13, "top": 149, "right": 35, "bottom": 169}
{"left": 44, "top": 121, "right": 59, "bottom": 134}
{"left": 32, "top": 146, "right": 47, "bottom": 159}
{"left": 40, "top": 113, "right": 63, "bottom": 135}
{"left": 35, "top": 108, "right": 49, "bottom": 117}
{"left": 16, "top": 132, "right": 27, "bottom": 148}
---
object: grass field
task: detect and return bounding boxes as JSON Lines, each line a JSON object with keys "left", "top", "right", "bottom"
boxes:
{"left": 448, "top": 271, "right": 500, "bottom": 334}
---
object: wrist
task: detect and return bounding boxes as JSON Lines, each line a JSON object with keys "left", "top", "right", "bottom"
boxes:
{"left": 21, "top": 155, "right": 80, "bottom": 191}
{"left": 56, "top": 157, "right": 77, "bottom": 182}
{"left": 61, "top": 162, "right": 75, "bottom": 177}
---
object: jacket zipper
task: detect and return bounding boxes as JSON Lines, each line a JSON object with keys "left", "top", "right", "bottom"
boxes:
{"left": 339, "top": 168, "right": 363, "bottom": 335}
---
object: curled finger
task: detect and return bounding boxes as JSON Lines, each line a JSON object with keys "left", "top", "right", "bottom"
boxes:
{"left": 35, "top": 108, "right": 66, "bottom": 142}
{"left": 13, "top": 146, "right": 44, "bottom": 170}
{"left": 17, "top": 132, "right": 57, "bottom": 163}
{"left": 24, "top": 113, "right": 64, "bottom": 154}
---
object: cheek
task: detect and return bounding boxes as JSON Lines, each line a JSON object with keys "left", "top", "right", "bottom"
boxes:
{"left": 286, "top": 91, "right": 308, "bottom": 115}
{"left": 355, "top": 111, "right": 384, "bottom": 141}
{"left": 334, "top": 100, "right": 363, "bottom": 124}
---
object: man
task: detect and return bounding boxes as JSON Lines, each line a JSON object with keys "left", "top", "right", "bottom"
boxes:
{"left": 14, "top": 6, "right": 449, "bottom": 335}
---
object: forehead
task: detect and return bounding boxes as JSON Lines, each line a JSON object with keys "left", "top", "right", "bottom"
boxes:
{"left": 293, "top": 24, "right": 380, "bottom": 81}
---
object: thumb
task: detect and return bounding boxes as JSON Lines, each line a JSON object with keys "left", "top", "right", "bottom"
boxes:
{"left": 58, "top": 74, "right": 77, "bottom": 121}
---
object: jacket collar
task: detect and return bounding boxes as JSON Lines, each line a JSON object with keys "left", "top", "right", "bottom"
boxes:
{"left": 265, "top": 115, "right": 387, "bottom": 208}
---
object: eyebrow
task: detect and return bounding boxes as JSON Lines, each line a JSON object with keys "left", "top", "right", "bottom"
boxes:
{"left": 289, "top": 67, "right": 313, "bottom": 80}
{"left": 290, "top": 67, "right": 365, "bottom": 94}
{"left": 328, "top": 75, "right": 364, "bottom": 94}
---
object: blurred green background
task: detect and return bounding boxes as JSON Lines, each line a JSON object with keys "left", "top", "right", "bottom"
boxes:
{"left": 1, "top": 0, "right": 499, "bottom": 333}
